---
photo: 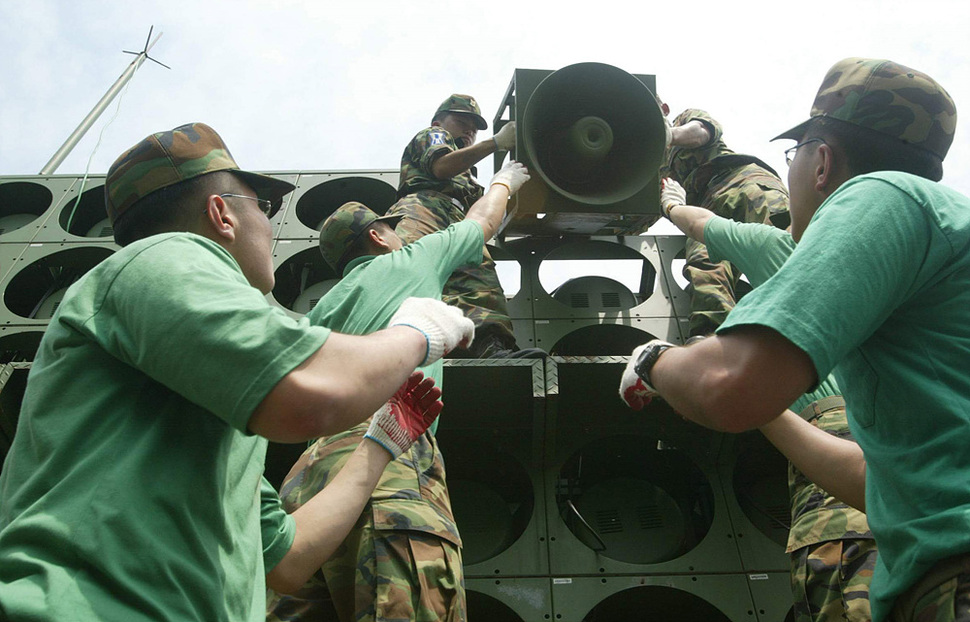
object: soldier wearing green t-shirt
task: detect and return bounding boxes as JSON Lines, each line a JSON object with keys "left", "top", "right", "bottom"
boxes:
{"left": 659, "top": 185, "right": 875, "bottom": 622}
{"left": 268, "top": 161, "right": 530, "bottom": 622}
{"left": 662, "top": 108, "right": 790, "bottom": 338}
{"left": 0, "top": 123, "right": 475, "bottom": 622}
{"left": 621, "top": 59, "right": 967, "bottom": 622}
{"left": 387, "top": 93, "right": 538, "bottom": 359}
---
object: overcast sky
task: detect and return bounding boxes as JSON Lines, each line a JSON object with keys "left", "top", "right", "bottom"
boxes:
{"left": 2, "top": 0, "right": 968, "bottom": 200}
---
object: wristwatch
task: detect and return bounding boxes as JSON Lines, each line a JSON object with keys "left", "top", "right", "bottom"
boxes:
{"left": 633, "top": 340, "right": 675, "bottom": 388}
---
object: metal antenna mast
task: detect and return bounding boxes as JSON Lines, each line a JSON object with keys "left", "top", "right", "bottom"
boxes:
{"left": 39, "top": 26, "right": 170, "bottom": 175}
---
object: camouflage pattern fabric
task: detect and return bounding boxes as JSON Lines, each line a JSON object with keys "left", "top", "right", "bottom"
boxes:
{"left": 791, "top": 539, "right": 878, "bottom": 622}
{"left": 434, "top": 94, "right": 487, "bottom": 131}
{"left": 266, "top": 421, "right": 464, "bottom": 622}
{"left": 386, "top": 191, "right": 517, "bottom": 353}
{"left": 318, "top": 201, "right": 403, "bottom": 271}
{"left": 663, "top": 109, "right": 791, "bottom": 335}
{"left": 397, "top": 127, "right": 484, "bottom": 206}
{"left": 105, "top": 122, "right": 293, "bottom": 223}
{"left": 774, "top": 58, "right": 957, "bottom": 161}
{"left": 787, "top": 401, "right": 873, "bottom": 552}
{"left": 889, "top": 556, "right": 970, "bottom": 622}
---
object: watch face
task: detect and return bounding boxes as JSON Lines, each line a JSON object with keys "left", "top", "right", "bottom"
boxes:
{"left": 634, "top": 342, "right": 673, "bottom": 384}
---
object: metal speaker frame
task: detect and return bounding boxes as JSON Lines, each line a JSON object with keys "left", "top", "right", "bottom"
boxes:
{"left": 0, "top": 177, "right": 79, "bottom": 244}
{"left": 493, "top": 64, "right": 666, "bottom": 236}
{"left": 550, "top": 575, "right": 761, "bottom": 622}
{"left": 277, "top": 171, "right": 398, "bottom": 240}
{"left": 465, "top": 577, "right": 552, "bottom": 621}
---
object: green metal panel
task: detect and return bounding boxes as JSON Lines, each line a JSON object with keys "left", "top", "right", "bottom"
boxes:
{"left": 550, "top": 574, "right": 759, "bottom": 622}
{"left": 277, "top": 171, "right": 399, "bottom": 240}
{"left": 466, "top": 577, "right": 553, "bottom": 621}
{"left": 0, "top": 176, "right": 79, "bottom": 244}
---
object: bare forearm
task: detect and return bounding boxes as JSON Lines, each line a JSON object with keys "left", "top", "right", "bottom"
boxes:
{"left": 649, "top": 328, "right": 816, "bottom": 432}
{"left": 431, "top": 140, "right": 495, "bottom": 179}
{"left": 669, "top": 120, "right": 712, "bottom": 149}
{"left": 465, "top": 184, "right": 510, "bottom": 240}
{"left": 266, "top": 439, "right": 390, "bottom": 594}
{"left": 759, "top": 410, "right": 867, "bottom": 511}
{"left": 249, "top": 327, "right": 427, "bottom": 441}
{"left": 667, "top": 203, "right": 713, "bottom": 243}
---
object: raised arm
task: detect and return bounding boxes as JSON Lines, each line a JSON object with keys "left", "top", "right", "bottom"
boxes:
{"left": 464, "top": 161, "right": 530, "bottom": 240}
{"left": 267, "top": 373, "right": 444, "bottom": 594}
{"left": 249, "top": 297, "right": 472, "bottom": 442}
{"left": 660, "top": 177, "right": 712, "bottom": 243}
{"left": 431, "top": 122, "right": 516, "bottom": 180}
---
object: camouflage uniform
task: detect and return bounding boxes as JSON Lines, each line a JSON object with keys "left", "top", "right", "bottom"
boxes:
{"left": 888, "top": 554, "right": 970, "bottom": 622}
{"left": 662, "top": 108, "right": 790, "bottom": 336}
{"left": 268, "top": 202, "right": 478, "bottom": 622}
{"left": 788, "top": 398, "right": 876, "bottom": 622}
{"left": 268, "top": 424, "right": 464, "bottom": 622}
{"left": 388, "top": 95, "right": 517, "bottom": 356}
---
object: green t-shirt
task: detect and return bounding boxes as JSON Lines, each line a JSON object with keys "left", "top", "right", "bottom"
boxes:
{"left": 704, "top": 216, "right": 870, "bottom": 553}
{"left": 704, "top": 216, "right": 840, "bottom": 413}
{"left": 307, "top": 218, "right": 484, "bottom": 392}
{"left": 0, "top": 233, "right": 329, "bottom": 622}
{"left": 719, "top": 172, "right": 970, "bottom": 621}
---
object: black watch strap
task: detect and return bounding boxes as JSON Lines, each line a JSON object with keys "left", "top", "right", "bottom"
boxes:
{"left": 634, "top": 341, "right": 675, "bottom": 388}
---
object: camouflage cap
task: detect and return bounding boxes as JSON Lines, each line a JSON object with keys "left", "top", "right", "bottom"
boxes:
{"left": 773, "top": 58, "right": 956, "bottom": 160}
{"left": 434, "top": 94, "right": 488, "bottom": 131}
{"left": 105, "top": 122, "right": 296, "bottom": 224}
{"left": 318, "top": 201, "right": 404, "bottom": 272}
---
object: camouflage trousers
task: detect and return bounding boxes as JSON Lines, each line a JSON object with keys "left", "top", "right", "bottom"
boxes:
{"left": 791, "top": 538, "right": 878, "bottom": 622}
{"left": 889, "top": 554, "right": 970, "bottom": 622}
{"left": 387, "top": 191, "right": 517, "bottom": 355}
{"left": 683, "top": 169, "right": 788, "bottom": 336}
{"left": 266, "top": 524, "right": 466, "bottom": 622}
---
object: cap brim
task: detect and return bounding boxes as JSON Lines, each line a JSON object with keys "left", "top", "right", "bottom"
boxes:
{"left": 771, "top": 119, "right": 812, "bottom": 143}
{"left": 375, "top": 213, "right": 405, "bottom": 229}
{"left": 233, "top": 170, "right": 296, "bottom": 218}
{"left": 449, "top": 110, "right": 488, "bottom": 131}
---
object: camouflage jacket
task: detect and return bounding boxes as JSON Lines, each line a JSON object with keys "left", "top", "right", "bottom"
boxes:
{"left": 279, "top": 420, "right": 461, "bottom": 547}
{"left": 662, "top": 109, "right": 790, "bottom": 227}
{"left": 397, "top": 126, "right": 484, "bottom": 210}
{"left": 787, "top": 400, "right": 873, "bottom": 552}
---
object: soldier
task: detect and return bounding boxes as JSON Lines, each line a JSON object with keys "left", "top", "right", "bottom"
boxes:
{"left": 387, "top": 93, "right": 542, "bottom": 358}
{"left": 662, "top": 108, "right": 790, "bottom": 339}
{"left": 660, "top": 179, "right": 875, "bottom": 622}
{"left": 620, "top": 58, "right": 965, "bottom": 622}
{"left": 268, "top": 161, "right": 530, "bottom": 622}
{"left": 0, "top": 123, "right": 473, "bottom": 621}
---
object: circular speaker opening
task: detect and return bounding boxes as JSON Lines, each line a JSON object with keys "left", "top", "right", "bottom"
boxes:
{"left": 441, "top": 437, "right": 534, "bottom": 566}
{"left": 581, "top": 585, "right": 732, "bottom": 621}
{"left": 558, "top": 435, "right": 714, "bottom": 564}
{"left": 0, "top": 182, "right": 53, "bottom": 235}
{"left": 549, "top": 323, "right": 656, "bottom": 356}
{"left": 58, "top": 184, "right": 112, "bottom": 238}
{"left": 0, "top": 329, "right": 44, "bottom": 363}
{"left": 272, "top": 246, "right": 339, "bottom": 313}
{"left": 294, "top": 177, "right": 397, "bottom": 231}
{"left": 732, "top": 432, "right": 791, "bottom": 547}
{"left": 538, "top": 240, "right": 656, "bottom": 311}
{"left": 466, "top": 590, "right": 525, "bottom": 622}
{"left": 523, "top": 62, "right": 666, "bottom": 205}
{"left": 4, "top": 247, "right": 114, "bottom": 319}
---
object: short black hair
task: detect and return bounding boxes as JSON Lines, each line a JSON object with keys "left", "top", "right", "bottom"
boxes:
{"left": 112, "top": 171, "right": 236, "bottom": 246}
{"left": 334, "top": 221, "right": 395, "bottom": 276}
{"left": 804, "top": 117, "right": 944, "bottom": 182}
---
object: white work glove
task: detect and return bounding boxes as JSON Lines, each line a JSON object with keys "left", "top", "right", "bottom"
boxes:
{"left": 660, "top": 177, "right": 687, "bottom": 218}
{"left": 618, "top": 340, "right": 673, "bottom": 411}
{"left": 489, "top": 160, "right": 531, "bottom": 196}
{"left": 389, "top": 297, "right": 474, "bottom": 366}
{"left": 365, "top": 371, "right": 443, "bottom": 458}
{"left": 492, "top": 121, "right": 516, "bottom": 151}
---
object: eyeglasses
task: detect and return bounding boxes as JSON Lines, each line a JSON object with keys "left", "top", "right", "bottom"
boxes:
{"left": 784, "top": 138, "right": 825, "bottom": 166}
{"left": 219, "top": 193, "right": 273, "bottom": 217}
